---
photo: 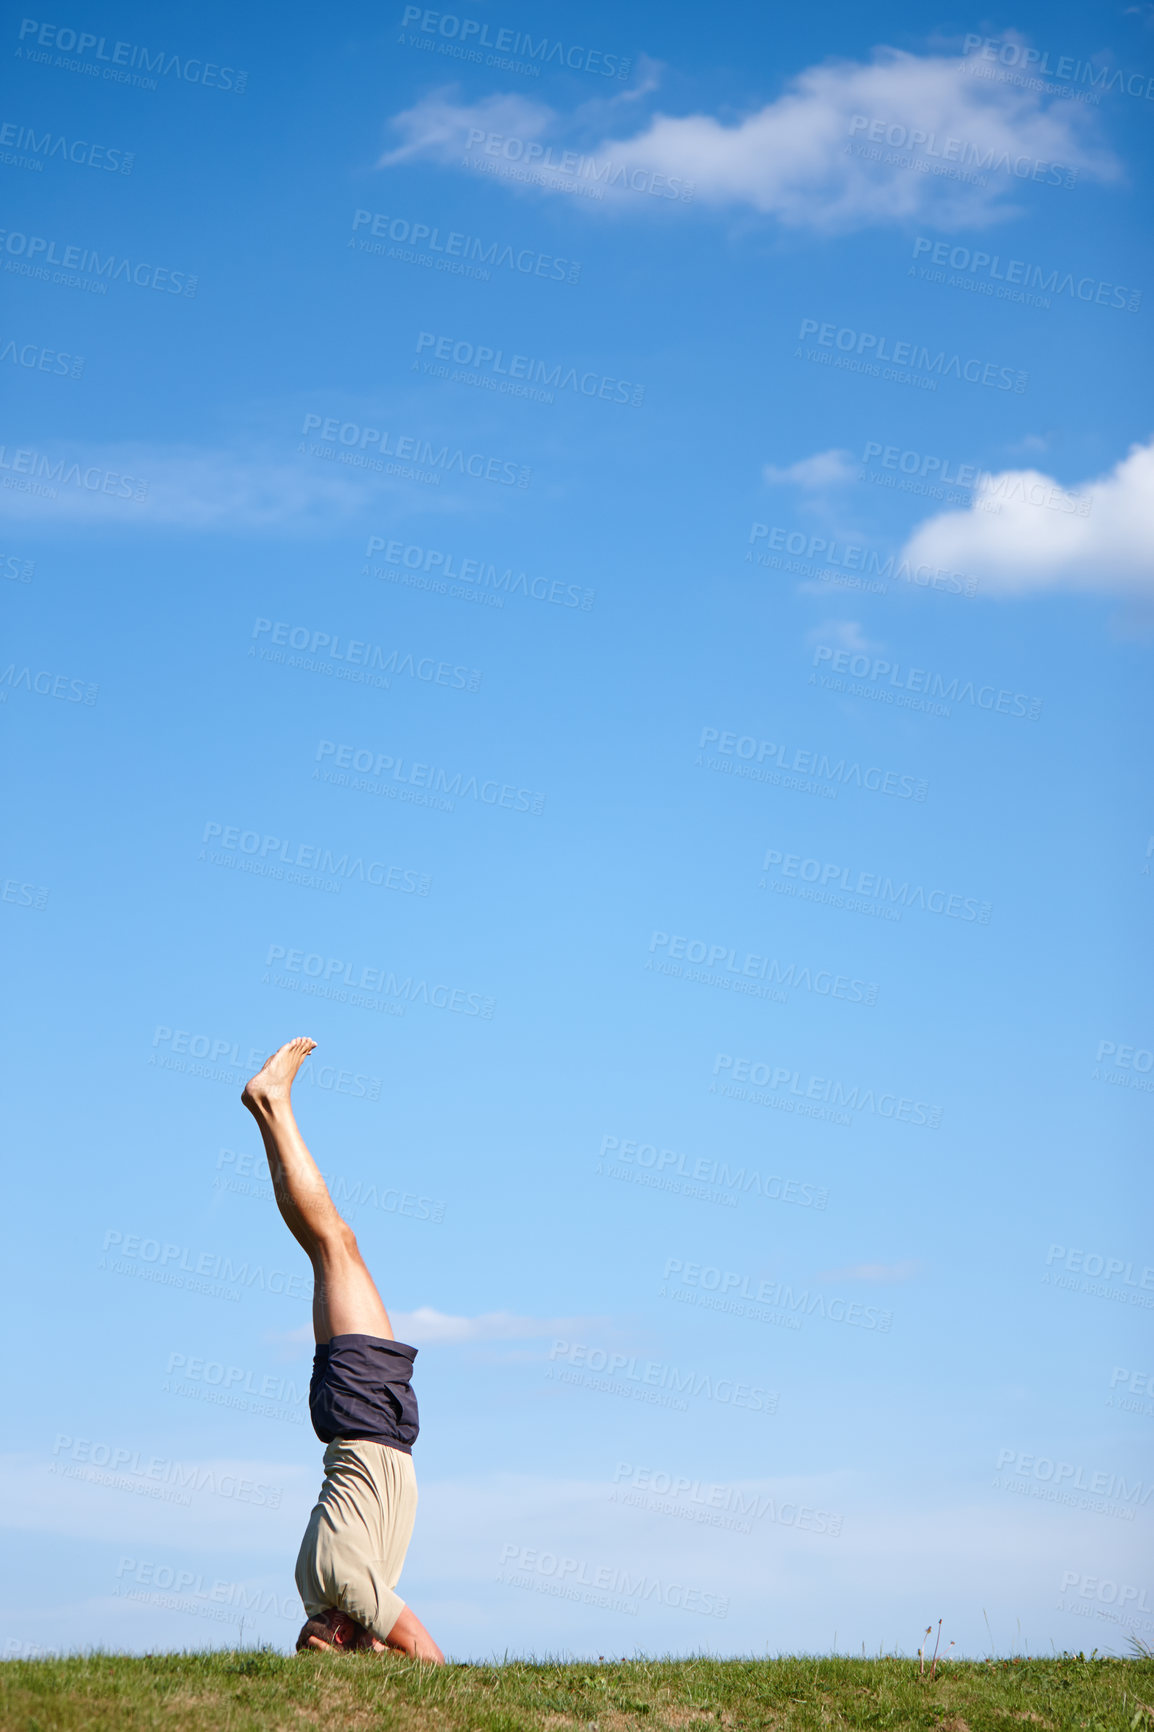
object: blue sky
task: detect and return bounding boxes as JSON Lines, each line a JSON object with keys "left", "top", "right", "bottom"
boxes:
{"left": 2, "top": 0, "right": 1152, "bottom": 1663}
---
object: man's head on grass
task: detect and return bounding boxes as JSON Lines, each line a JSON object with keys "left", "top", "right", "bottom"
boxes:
{"left": 296, "top": 1608, "right": 374, "bottom": 1654}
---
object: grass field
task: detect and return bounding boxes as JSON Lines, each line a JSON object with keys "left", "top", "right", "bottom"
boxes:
{"left": 2, "top": 1650, "right": 1152, "bottom": 1732}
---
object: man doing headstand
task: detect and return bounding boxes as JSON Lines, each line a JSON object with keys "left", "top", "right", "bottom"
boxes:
{"left": 242, "top": 1036, "right": 444, "bottom": 1661}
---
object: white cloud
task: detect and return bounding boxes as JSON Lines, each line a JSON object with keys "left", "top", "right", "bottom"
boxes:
{"left": 765, "top": 448, "right": 856, "bottom": 488}
{"left": 267, "top": 1310, "right": 608, "bottom": 1352}
{"left": 804, "top": 619, "right": 882, "bottom": 653}
{"left": 902, "top": 436, "right": 1154, "bottom": 596}
{"left": 393, "top": 1307, "right": 604, "bottom": 1345}
{"left": 608, "top": 50, "right": 1118, "bottom": 229}
{"left": 0, "top": 436, "right": 495, "bottom": 532}
{"left": 265, "top": 1323, "right": 314, "bottom": 1355}
{"left": 381, "top": 89, "right": 552, "bottom": 167}
{"left": 379, "top": 44, "right": 1118, "bottom": 231}
{"left": 0, "top": 444, "right": 375, "bottom": 530}
{"left": 1009, "top": 432, "right": 1051, "bottom": 456}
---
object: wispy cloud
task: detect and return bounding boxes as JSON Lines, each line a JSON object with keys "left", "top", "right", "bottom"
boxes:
{"left": 381, "top": 89, "right": 552, "bottom": 167}
{"left": 392, "top": 1307, "right": 606, "bottom": 1345}
{"left": 764, "top": 448, "right": 857, "bottom": 488}
{"left": 267, "top": 1310, "right": 607, "bottom": 1352}
{"left": 0, "top": 435, "right": 498, "bottom": 532}
{"left": 0, "top": 444, "right": 375, "bottom": 530}
{"left": 804, "top": 619, "right": 884, "bottom": 653}
{"left": 379, "top": 43, "right": 1118, "bottom": 232}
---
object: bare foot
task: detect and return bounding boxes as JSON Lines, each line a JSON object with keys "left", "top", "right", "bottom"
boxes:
{"left": 242, "top": 1037, "right": 316, "bottom": 1116}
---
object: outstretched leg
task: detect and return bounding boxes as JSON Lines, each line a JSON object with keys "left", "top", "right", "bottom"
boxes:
{"left": 241, "top": 1036, "right": 391, "bottom": 1342}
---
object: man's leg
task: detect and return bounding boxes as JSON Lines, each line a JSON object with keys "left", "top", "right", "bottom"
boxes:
{"left": 242, "top": 1038, "right": 445, "bottom": 1665}
{"left": 241, "top": 1036, "right": 392, "bottom": 1342}
{"left": 379, "top": 1605, "right": 444, "bottom": 1662}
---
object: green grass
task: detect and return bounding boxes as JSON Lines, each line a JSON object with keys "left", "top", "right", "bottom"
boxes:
{"left": 2, "top": 1651, "right": 1152, "bottom": 1732}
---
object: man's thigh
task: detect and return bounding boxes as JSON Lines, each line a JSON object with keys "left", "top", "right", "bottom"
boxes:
{"left": 312, "top": 1231, "right": 394, "bottom": 1342}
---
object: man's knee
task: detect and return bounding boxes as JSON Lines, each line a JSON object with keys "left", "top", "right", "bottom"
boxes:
{"left": 317, "top": 1218, "right": 360, "bottom": 1258}
{"left": 384, "top": 1604, "right": 445, "bottom": 1664}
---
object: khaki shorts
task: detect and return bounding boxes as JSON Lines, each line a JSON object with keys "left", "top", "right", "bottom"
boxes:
{"left": 295, "top": 1439, "right": 418, "bottom": 1643}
